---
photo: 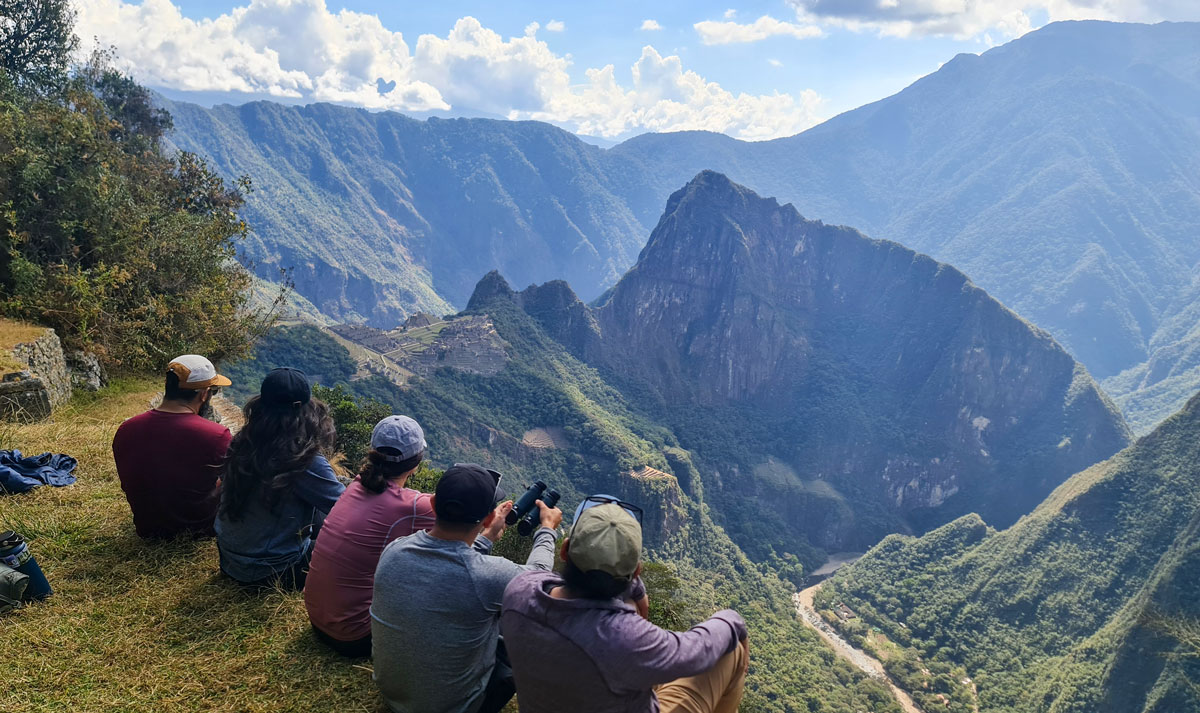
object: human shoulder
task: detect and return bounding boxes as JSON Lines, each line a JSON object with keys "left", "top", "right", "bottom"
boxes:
{"left": 503, "top": 569, "right": 559, "bottom": 602}
{"left": 304, "top": 454, "right": 340, "bottom": 480}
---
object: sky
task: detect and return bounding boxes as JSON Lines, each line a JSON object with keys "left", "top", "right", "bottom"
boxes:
{"left": 74, "top": 0, "right": 1200, "bottom": 141}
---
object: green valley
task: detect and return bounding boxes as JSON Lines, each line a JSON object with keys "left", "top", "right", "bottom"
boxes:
{"left": 817, "top": 394, "right": 1200, "bottom": 712}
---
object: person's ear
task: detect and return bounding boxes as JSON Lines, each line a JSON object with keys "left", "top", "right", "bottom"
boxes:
{"left": 559, "top": 538, "right": 570, "bottom": 563}
{"left": 633, "top": 562, "right": 643, "bottom": 579}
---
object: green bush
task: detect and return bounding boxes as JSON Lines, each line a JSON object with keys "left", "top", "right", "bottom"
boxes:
{"left": 0, "top": 48, "right": 276, "bottom": 369}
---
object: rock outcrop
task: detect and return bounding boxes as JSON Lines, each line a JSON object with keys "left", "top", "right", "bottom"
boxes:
{"left": 1, "top": 327, "right": 76, "bottom": 423}
{"left": 11, "top": 329, "right": 70, "bottom": 409}
{"left": 66, "top": 350, "right": 106, "bottom": 392}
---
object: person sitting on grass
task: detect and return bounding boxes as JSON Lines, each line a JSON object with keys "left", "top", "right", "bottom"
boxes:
{"left": 215, "top": 368, "right": 345, "bottom": 591}
{"left": 500, "top": 496, "right": 749, "bottom": 713}
{"left": 304, "top": 414, "right": 433, "bottom": 658}
{"left": 371, "top": 464, "right": 563, "bottom": 713}
{"left": 113, "top": 354, "right": 232, "bottom": 539}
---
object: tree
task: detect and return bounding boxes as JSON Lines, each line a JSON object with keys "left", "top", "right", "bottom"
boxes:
{"left": 0, "top": 0, "right": 77, "bottom": 95}
{"left": 0, "top": 63, "right": 281, "bottom": 368}
{"left": 78, "top": 47, "right": 173, "bottom": 153}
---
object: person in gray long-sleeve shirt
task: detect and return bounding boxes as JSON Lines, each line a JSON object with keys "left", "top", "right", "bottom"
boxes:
{"left": 371, "top": 464, "right": 563, "bottom": 713}
{"left": 501, "top": 498, "right": 749, "bottom": 713}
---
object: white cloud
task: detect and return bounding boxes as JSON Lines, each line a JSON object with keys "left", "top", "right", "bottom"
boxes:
{"left": 640, "top": 19, "right": 662, "bottom": 31}
{"left": 724, "top": 9, "right": 737, "bottom": 19}
{"left": 787, "top": 0, "right": 1200, "bottom": 40}
{"left": 768, "top": 58, "right": 783, "bottom": 67}
{"left": 74, "top": 0, "right": 826, "bottom": 140}
{"left": 529, "top": 46, "right": 824, "bottom": 140}
{"left": 694, "top": 15, "right": 824, "bottom": 45}
{"left": 545, "top": 19, "right": 565, "bottom": 32}
{"left": 75, "top": 0, "right": 446, "bottom": 109}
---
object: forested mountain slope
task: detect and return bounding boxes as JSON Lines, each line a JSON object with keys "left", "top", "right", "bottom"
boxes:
{"left": 820, "top": 392, "right": 1200, "bottom": 713}
{"left": 168, "top": 20, "right": 1200, "bottom": 432}
{"left": 163, "top": 99, "right": 646, "bottom": 321}
{"left": 502, "top": 171, "right": 1130, "bottom": 557}
{"left": 212, "top": 174, "right": 1137, "bottom": 710}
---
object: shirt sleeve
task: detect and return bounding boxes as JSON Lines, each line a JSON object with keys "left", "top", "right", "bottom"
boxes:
{"left": 472, "top": 535, "right": 494, "bottom": 554}
{"left": 212, "top": 427, "right": 232, "bottom": 461}
{"left": 625, "top": 575, "right": 646, "bottom": 602}
{"left": 523, "top": 527, "right": 557, "bottom": 572}
{"left": 473, "top": 528, "right": 557, "bottom": 613}
{"left": 294, "top": 455, "right": 346, "bottom": 515}
{"left": 607, "top": 609, "right": 747, "bottom": 691}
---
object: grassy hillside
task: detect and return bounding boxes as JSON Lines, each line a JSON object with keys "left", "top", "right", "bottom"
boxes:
{"left": 817, "top": 391, "right": 1200, "bottom": 713}
{"left": 0, "top": 381, "right": 383, "bottom": 712}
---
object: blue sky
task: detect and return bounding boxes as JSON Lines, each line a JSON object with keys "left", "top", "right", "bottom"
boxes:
{"left": 75, "top": 0, "right": 1197, "bottom": 140}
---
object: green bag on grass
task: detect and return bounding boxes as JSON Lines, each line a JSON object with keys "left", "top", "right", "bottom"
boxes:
{"left": 0, "top": 561, "right": 28, "bottom": 614}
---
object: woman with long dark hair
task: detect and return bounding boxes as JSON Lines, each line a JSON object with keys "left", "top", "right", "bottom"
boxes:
{"left": 304, "top": 415, "right": 433, "bottom": 657}
{"left": 215, "top": 368, "right": 345, "bottom": 590}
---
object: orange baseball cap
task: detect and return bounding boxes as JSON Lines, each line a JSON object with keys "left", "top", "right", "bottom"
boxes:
{"left": 167, "top": 354, "right": 232, "bottom": 389}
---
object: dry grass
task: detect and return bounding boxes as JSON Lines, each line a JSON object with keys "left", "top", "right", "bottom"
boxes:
{"left": 0, "top": 318, "right": 48, "bottom": 373}
{"left": 0, "top": 379, "right": 385, "bottom": 713}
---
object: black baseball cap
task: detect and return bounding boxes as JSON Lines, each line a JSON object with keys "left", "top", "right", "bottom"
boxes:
{"left": 435, "top": 464, "right": 505, "bottom": 523}
{"left": 260, "top": 367, "right": 311, "bottom": 407}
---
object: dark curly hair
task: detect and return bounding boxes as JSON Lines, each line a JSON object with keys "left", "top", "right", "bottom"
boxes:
{"left": 220, "top": 395, "right": 336, "bottom": 521}
{"left": 358, "top": 448, "right": 424, "bottom": 494}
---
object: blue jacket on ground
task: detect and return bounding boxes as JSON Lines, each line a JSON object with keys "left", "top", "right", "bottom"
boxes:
{"left": 0, "top": 449, "right": 76, "bottom": 494}
{"left": 215, "top": 454, "right": 344, "bottom": 582}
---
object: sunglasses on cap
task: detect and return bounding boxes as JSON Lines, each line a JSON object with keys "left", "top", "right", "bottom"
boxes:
{"left": 570, "top": 494, "right": 644, "bottom": 536}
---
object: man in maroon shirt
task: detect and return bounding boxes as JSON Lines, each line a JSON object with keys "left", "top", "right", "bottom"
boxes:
{"left": 112, "top": 354, "right": 233, "bottom": 538}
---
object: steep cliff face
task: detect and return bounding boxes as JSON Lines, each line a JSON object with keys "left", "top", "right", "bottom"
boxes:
{"left": 168, "top": 21, "right": 1200, "bottom": 432}
{"left": 489, "top": 172, "right": 1130, "bottom": 551}
{"left": 583, "top": 172, "right": 1130, "bottom": 536}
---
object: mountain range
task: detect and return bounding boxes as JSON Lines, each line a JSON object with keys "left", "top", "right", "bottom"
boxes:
{"left": 223, "top": 171, "right": 1145, "bottom": 711}
{"left": 166, "top": 20, "right": 1200, "bottom": 434}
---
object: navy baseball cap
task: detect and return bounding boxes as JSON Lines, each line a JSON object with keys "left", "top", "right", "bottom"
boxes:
{"left": 435, "top": 464, "right": 506, "bottom": 523}
{"left": 260, "top": 367, "right": 311, "bottom": 407}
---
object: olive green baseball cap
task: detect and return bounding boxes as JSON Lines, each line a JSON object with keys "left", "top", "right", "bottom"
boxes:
{"left": 567, "top": 503, "right": 642, "bottom": 578}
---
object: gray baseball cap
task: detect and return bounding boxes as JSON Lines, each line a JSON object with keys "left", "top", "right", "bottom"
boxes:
{"left": 371, "top": 415, "right": 427, "bottom": 461}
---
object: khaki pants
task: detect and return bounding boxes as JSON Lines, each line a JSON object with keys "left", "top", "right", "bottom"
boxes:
{"left": 655, "top": 642, "right": 748, "bottom": 713}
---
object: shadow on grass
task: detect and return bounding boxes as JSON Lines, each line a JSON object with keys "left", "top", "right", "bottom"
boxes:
{"left": 280, "top": 624, "right": 390, "bottom": 712}
{"left": 55, "top": 530, "right": 215, "bottom": 583}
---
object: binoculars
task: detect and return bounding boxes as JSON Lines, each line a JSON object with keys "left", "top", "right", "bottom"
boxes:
{"left": 507, "top": 481, "right": 562, "bottom": 536}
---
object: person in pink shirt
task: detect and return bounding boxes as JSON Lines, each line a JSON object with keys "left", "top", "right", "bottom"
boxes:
{"left": 304, "top": 415, "right": 432, "bottom": 657}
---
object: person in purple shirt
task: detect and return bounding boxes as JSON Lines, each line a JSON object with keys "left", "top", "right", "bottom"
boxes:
{"left": 501, "top": 495, "right": 749, "bottom": 713}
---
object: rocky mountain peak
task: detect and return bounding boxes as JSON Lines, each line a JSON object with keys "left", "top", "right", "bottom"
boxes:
{"left": 578, "top": 174, "right": 1130, "bottom": 535}
{"left": 636, "top": 170, "right": 795, "bottom": 274}
{"left": 465, "top": 270, "right": 515, "bottom": 311}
